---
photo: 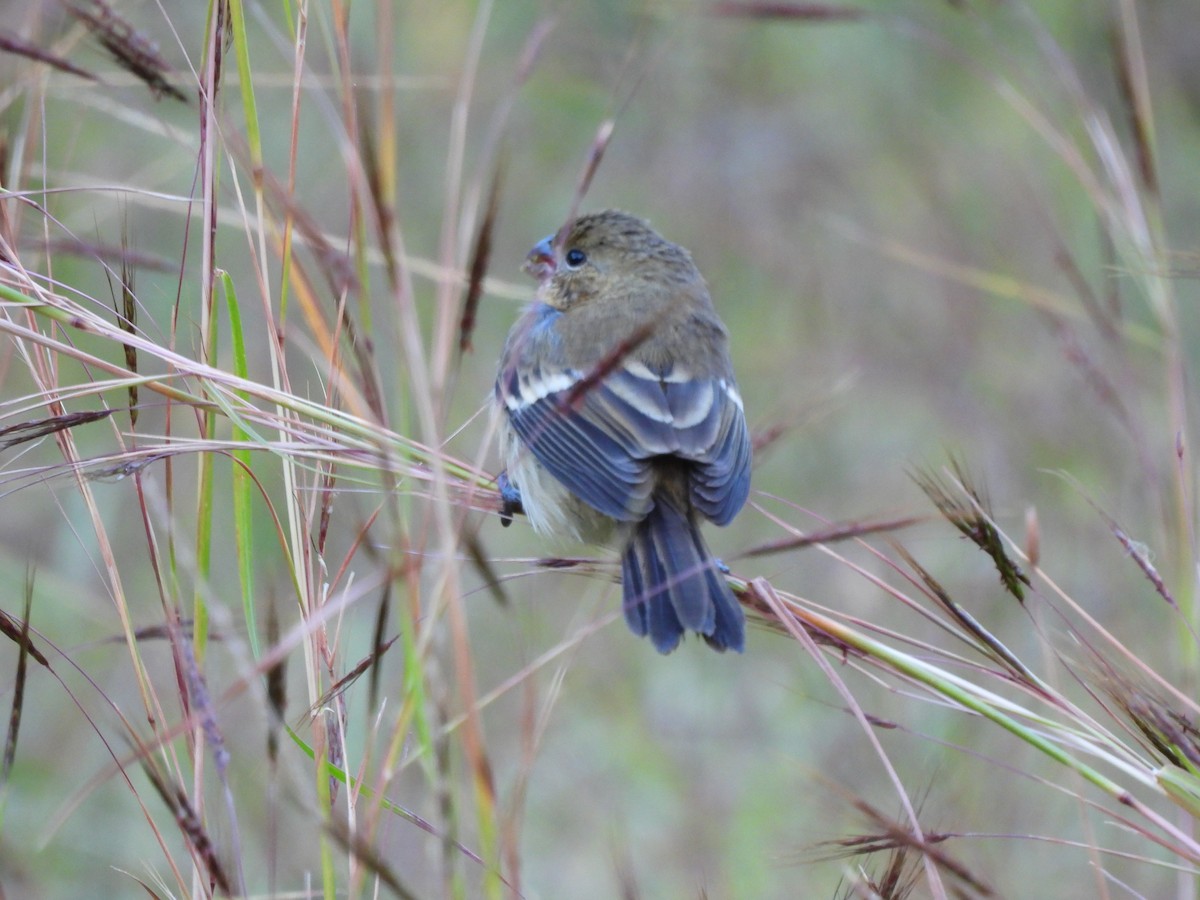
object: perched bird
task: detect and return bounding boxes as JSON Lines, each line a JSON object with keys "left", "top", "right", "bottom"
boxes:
{"left": 495, "top": 210, "right": 752, "bottom": 653}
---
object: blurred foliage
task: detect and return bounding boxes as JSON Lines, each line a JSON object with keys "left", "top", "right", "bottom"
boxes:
{"left": 0, "top": 0, "right": 1199, "bottom": 897}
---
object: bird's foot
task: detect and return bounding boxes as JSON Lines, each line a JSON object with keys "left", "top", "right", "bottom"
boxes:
{"left": 497, "top": 471, "right": 524, "bottom": 527}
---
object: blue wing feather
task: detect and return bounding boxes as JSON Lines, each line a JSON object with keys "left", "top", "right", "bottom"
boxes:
{"left": 499, "top": 322, "right": 751, "bottom": 526}
{"left": 687, "top": 397, "right": 752, "bottom": 525}
{"left": 505, "top": 394, "right": 651, "bottom": 521}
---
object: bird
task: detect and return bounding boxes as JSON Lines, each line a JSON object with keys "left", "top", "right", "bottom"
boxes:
{"left": 494, "top": 209, "right": 752, "bottom": 653}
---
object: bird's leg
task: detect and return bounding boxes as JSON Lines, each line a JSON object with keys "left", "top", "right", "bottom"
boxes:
{"left": 496, "top": 470, "right": 524, "bottom": 527}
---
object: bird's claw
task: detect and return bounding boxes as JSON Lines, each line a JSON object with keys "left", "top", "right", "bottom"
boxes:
{"left": 497, "top": 471, "right": 524, "bottom": 527}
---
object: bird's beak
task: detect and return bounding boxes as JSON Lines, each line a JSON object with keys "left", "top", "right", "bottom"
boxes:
{"left": 522, "top": 235, "right": 556, "bottom": 284}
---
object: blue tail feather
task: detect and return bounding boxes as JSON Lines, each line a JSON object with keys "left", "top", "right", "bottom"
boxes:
{"left": 621, "top": 499, "right": 745, "bottom": 654}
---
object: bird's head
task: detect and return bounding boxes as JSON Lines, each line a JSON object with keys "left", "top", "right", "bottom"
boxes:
{"left": 523, "top": 210, "right": 698, "bottom": 312}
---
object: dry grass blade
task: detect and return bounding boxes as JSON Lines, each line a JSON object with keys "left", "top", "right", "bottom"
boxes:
{"left": 515, "top": 17, "right": 557, "bottom": 84}
{"left": 534, "top": 556, "right": 601, "bottom": 570}
{"left": 1085, "top": 657, "right": 1200, "bottom": 771}
{"left": 835, "top": 847, "right": 923, "bottom": 900}
{"left": 556, "top": 119, "right": 615, "bottom": 255}
{"left": 23, "top": 238, "right": 175, "bottom": 272}
{"left": 752, "top": 578, "right": 949, "bottom": 897}
{"left": 737, "top": 514, "right": 924, "bottom": 558}
{"left": 0, "top": 135, "right": 11, "bottom": 264}
{"left": 1040, "top": 310, "right": 1132, "bottom": 431}
{"left": 1104, "top": 517, "right": 1176, "bottom": 610}
{"left": 325, "top": 815, "right": 421, "bottom": 900}
{"left": 742, "top": 579, "right": 860, "bottom": 654}
{"left": 358, "top": 116, "right": 400, "bottom": 284}
{"left": 459, "top": 155, "right": 505, "bottom": 355}
{"left": 232, "top": 128, "right": 385, "bottom": 420}
{"left": 85, "top": 449, "right": 173, "bottom": 482}
{"left": 462, "top": 530, "right": 510, "bottom": 606}
{"left": 177, "top": 635, "right": 229, "bottom": 780}
{"left": 177, "top": 631, "right": 248, "bottom": 893}
{"left": 325, "top": 702, "right": 346, "bottom": 808}
{"left": 562, "top": 320, "right": 657, "bottom": 410}
{"left": 1128, "top": 695, "right": 1200, "bottom": 773}
{"left": 140, "top": 760, "right": 234, "bottom": 896}
{"left": 890, "top": 543, "right": 1039, "bottom": 685}
{"left": 710, "top": 2, "right": 867, "bottom": 21}
{"left": 1, "top": 576, "right": 38, "bottom": 785}
{"left": 73, "top": 620, "right": 206, "bottom": 648}
{"left": 64, "top": 0, "right": 188, "bottom": 102}
{"left": 1110, "top": 13, "right": 1158, "bottom": 197}
{"left": 0, "top": 608, "right": 49, "bottom": 670}
{"left": 1045, "top": 226, "right": 1122, "bottom": 345}
{"left": 821, "top": 799, "right": 991, "bottom": 898}
{"left": 1058, "top": 474, "right": 1178, "bottom": 610}
{"left": 366, "top": 580, "right": 392, "bottom": 713}
{"left": 248, "top": 138, "right": 360, "bottom": 300}
{"left": 7, "top": 1, "right": 1198, "bottom": 894}
{"left": 304, "top": 635, "right": 399, "bottom": 718}
{"left": 750, "top": 420, "right": 795, "bottom": 456}
{"left": 0, "top": 29, "right": 96, "bottom": 81}
{"left": 912, "top": 459, "right": 1030, "bottom": 602}
{"left": 0, "top": 409, "right": 113, "bottom": 450}
{"left": 265, "top": 600, "right": 286, "bottom": 765}
{"left": 118, "top": 233, "right": 138, "bottom": 427}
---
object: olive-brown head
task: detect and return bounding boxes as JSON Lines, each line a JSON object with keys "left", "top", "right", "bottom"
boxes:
{"left": 523, "top": 210, "right": 702, "bottom": 312}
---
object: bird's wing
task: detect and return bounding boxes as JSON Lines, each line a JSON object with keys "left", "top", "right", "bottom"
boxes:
{"left": 499, "top": 360, "right": 751, "bottom": 525}
{"left": 498, "top": 362, "right": 662, "bottom": 521}
{"left": 661, "top": 374, "right": 752, "bottom": 526}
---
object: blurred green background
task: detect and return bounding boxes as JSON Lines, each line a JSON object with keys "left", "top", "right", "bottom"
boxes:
{"left": 2, "top": 0, "right": 1200, "bottom": 897}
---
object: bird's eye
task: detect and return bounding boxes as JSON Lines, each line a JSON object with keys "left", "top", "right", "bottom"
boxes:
{"left": 564, "top": 248, "right": 587, "bottom": 268}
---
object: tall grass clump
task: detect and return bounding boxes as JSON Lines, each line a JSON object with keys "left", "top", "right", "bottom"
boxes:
{"left": 0, "top": 1, "right": 1198, "bottom": 897}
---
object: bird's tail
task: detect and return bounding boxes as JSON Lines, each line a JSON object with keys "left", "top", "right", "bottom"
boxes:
{"left": 621, "top": 498, "right": 745, "bottom": 654}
